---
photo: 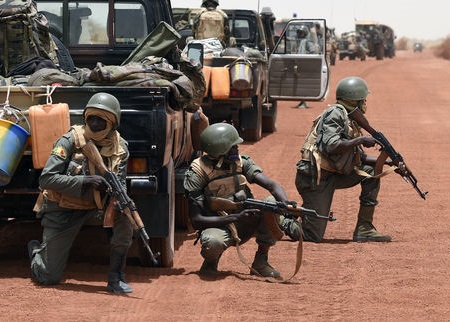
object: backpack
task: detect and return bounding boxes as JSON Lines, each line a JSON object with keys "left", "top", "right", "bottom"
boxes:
{"left": 0, "top": 0, "right": 59, "bottom": 76}
{"left": 194, "top": 8, "right": 226, "bottom": 43}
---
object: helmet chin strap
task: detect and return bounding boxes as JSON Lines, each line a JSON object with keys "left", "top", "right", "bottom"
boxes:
{"left": 216, "top": 155, "right": 224, "bottom": 168}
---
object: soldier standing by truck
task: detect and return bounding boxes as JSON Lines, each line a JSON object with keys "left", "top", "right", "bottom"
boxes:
{"left": 192, "top": 0, "right": 230, "bottom": 47}
{"left": 28, "top": 93, "right": 134, "bottom": 294}
{"left": 294, "top": 25, "right": 318, "bottom": 109}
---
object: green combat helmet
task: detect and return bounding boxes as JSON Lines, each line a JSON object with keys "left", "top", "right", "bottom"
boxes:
{"left": 336, "top": 76, "right": 371, "bottom": 101}
{"left": 296, "top": 25, "right": 309, "bottom": 38}
{"left": 200, "top": 123, "right": 243, "bottom": 158}
{"left": 202, "top": 0, "right": 219, "bottom": 7}
{"left": 84, "top": 92, "right": 121, "bottom": 127}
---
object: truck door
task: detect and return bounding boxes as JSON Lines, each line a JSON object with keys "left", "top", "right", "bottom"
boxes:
{"left": 268, "top": 19, "right": 329, "bottom": 101}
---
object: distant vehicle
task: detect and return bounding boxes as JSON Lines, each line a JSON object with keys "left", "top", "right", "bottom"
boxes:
{"left": 413, "top": 42, "right": 423, "bottom": 53}
{"left": 355, "top": 20, "right": 395, "bottom": 60}
{"left": 338, "top": 31, "right": 367, "bottom": 61}
{"left": 172, "top": 10, "right": 330, "bottom": 141}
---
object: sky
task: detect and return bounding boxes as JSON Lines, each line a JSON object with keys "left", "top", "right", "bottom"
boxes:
{"left": 170, "top": 0, "right": 450, "bottom": 40}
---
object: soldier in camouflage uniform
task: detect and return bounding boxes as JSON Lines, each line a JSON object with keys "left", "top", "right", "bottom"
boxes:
{"left": 184, "top": 123, "right": 295, "bottom": 279}
{"left": 28, "top": 92, "right": 134, "bottom": 294}
{"left": 281, "top": 77, "right": 392, "bottom": 243}
{"left": 192, "top": 0, "right": 230, "bottom": 47}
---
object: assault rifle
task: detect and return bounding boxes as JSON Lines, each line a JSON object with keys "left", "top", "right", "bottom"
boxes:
{"left": 82, "top": 140, "right": 159, "bottom": 266}
{"left": 349, "top": 107, "right": 428, "bottom": 200}
{"left": 209, "top": 197, "right": 335, "bottom": 221}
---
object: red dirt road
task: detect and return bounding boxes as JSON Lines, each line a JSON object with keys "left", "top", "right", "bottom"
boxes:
{"left": 1, "top": 50, "right": 448, "bottom": 321}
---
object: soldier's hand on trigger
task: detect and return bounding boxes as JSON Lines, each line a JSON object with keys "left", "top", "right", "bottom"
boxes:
{"left": 82, "top": 175, "right": 109, "bottom": 192}
{"left": 234, "top": 209, "right": 261, "bottom": 219}
{"left": 358, "top": 135, "right": 377, "bottom": 148}
{"left": 395, "top": 161, "right": 409, "bottom": 177}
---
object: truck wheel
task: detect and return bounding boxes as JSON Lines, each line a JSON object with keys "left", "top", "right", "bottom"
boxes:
{"left": 330, "top": 53, "right": 336, "bottom": 66}
{"left": 262, "top": 99, "right": 277, "bottom": 133}
{"left": 241, "top": 95, "right": 262, "bottom": 142}
{"left": 376, "top": 44, "right": 384, "bottom": 60}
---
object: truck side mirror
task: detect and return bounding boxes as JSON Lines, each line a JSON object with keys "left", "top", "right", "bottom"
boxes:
{"left": 187, "top": 42, "right": 204, "bottom": 67}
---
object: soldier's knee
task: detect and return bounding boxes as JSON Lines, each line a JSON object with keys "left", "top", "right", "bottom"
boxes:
{"left": 200, "top": 236, "right": 224, "bottom": 261}
{"left": 301, "top": 214, "right": 327, "bottom": 242}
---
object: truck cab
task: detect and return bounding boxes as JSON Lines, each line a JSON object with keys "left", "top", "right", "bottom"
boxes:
{"left": 37, "top": 0, "right": 175, "bottom": 68}
{"left": 0, "top": 0, "right": 197, "bottom": 268}
{"left": 173, "top": 8, "right": 329, "bottom": 141}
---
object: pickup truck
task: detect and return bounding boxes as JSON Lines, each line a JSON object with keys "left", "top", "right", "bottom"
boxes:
{"left": 173, "top": 8, "right": 330, "bottom": 141}
{"left": 0, "top": 0, "right": 197, "bottom": 267}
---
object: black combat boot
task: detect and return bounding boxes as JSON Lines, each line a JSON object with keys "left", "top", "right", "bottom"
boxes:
{"left": 250, "top": 251, "right": 281, "bottom": 279}
{"left": 107, "top": 252, "right": 133, "bottom": 294}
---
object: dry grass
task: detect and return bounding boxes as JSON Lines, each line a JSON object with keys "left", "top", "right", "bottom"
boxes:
{"left": 394, "top": 36, "right": 450, "bottom": 60}
{"left": 433, "top": 37, "right": 450, "bottom": 60}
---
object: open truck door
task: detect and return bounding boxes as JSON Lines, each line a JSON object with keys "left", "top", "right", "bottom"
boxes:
{"left": 268, "top": 19, "right": 329, "bottom": 102}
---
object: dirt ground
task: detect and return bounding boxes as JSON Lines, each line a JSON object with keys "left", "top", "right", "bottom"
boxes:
{"left": 1, "top": 49, "right": 448, "bottom": 321}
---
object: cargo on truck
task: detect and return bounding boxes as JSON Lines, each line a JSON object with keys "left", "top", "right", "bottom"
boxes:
{"left": 0, "top": 0, "right": 204, "bottom": 268}
{"left": 173, "top": 8, "right": 330, "bottom": 142}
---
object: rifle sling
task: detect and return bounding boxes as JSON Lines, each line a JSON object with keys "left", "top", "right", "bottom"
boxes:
{"left": 356, "top": 150, "right": 397, "bottom": 179}
{"left": 219, "top": 210, "right": 303, "bottom": 283}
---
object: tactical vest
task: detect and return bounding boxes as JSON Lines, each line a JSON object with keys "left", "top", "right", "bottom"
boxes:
{"left": 190, "top": 156, "right": 248, "bottom": 200}
{"left": 43, "top": 126, "right": 102, "bottom": 210}
{"left": 194, "top": 8, "right": 227, "bottom": 43}
{"left": 301, "top": 104, "right": 362, "bottom": 183}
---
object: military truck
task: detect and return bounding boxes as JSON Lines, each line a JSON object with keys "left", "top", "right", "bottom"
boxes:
{"left": 338, "top": 31, "right": 367, "bottom": 61}
{"left": 173, "top": 8, "right": 329, "bottom": 142}
{"left": 0, "top": 0, "right": 198, "bottom": 268}
{"left": 355, "top": 20, "right": 385, "bottom": 60}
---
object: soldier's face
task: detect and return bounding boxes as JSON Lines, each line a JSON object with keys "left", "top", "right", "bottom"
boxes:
{"left": 86, "top": 115, "right": 107, "bottom": 132}
{"left": 226, "top": 145, "right": 239, "bottom": 162}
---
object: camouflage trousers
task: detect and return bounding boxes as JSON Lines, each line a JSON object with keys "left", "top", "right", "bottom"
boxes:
{"left": 30, "top": 205, "right": 133, "bottom": 285}
{"left": 295, "top": 160, "right": 380, "bottom": 242}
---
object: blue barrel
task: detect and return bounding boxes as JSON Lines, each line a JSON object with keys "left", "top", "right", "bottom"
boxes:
{"left": 0, "top": 119, "right": 30, "bottom": 186}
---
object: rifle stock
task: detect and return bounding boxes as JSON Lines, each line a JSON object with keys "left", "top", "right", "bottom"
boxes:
{"left": 348, "top": 108, "right": 428, "bottom": 200}
{"left": 81, "top": 140, "right": 159, "bottom": 265}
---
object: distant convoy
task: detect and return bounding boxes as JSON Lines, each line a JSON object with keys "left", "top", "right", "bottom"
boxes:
{"left": 336, "top": 19, "right": 396, "bottom": 61}
{"left": 275, "top": 18, "right": 397, "bottom": 62}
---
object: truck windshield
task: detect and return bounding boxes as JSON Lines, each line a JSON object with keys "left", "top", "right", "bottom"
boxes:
{"left": 37, "top": 1, "right": 148, "bottom": 46}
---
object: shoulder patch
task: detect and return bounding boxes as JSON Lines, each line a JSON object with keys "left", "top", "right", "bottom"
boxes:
{"left": 51, "top": 146, "right": 67, "bottom": 159}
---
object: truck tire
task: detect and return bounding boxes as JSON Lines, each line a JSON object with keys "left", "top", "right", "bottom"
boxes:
{"left": 240, "top": 95, "right": 262, "bottom": 142}
{"left": 262, "top": 99, "right": 277, "bottom": 133}
{"left": 330, "top": 53, "right": 336, "bottom": 66}
{"left": 376, "top": 43, "right": 384, "bottom": 60}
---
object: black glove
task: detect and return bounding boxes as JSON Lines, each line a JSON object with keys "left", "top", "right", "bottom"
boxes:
{"left": 82, "top": 175, "right": 108, "bottom": 192}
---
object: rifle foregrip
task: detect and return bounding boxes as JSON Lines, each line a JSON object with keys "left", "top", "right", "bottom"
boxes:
{"left": 103, "top": 199, "right": 116, "bottom": 228}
